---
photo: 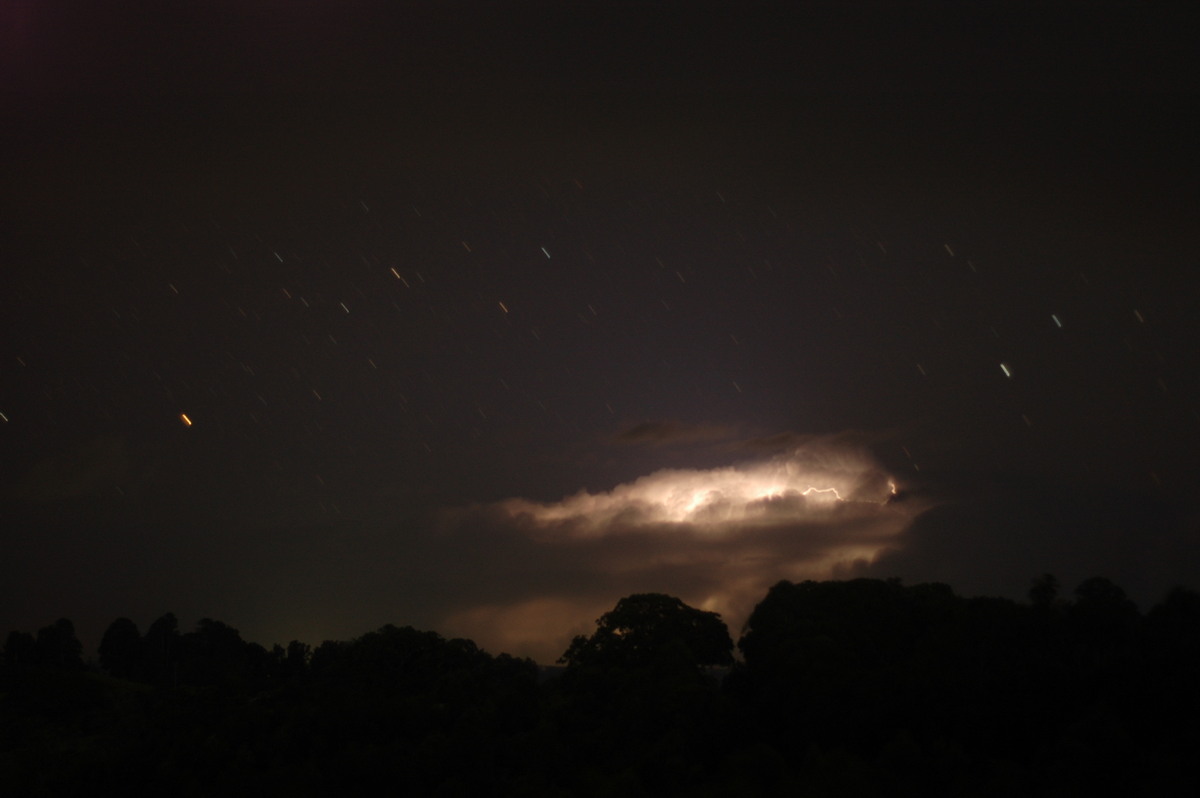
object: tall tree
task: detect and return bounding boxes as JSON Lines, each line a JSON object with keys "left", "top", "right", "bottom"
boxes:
{"left": 559, "top": 593, "right": 734, "bottom": 670}
{"left": 98, "top": 617, "right": 142, "bottom": 679}
{"left": 32, "top": 618, "right": 84, "bottom": 669}
{"left": 1029, "top": 573, "right": 1060, "bottom": 610}
{"left": 143, "top": 612, "right": 180, "bottom": 686}
{"left": 3, "top": 630, "right": 35, "bottom": 671}
{"left": 180, "top": 618, "right": 253, "bottom": 687}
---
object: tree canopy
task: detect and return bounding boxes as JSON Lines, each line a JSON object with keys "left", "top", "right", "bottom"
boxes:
{"left": 559, "top": 593, "right": 734, "bottom": 670}
{"left": 6, "top": 578, "right": 1200, "bottom": 794}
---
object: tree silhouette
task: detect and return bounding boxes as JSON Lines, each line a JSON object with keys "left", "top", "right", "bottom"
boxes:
{"left": 285, "top": 639, "right": 310, "bottom": 674}
{"left": 6, "top": 579, "right": 1200, "bottom": 794}
{"left": 32, "top": 618, "right": 83, "bottom": 669}
{"left": 553, "top": 594, "right": 735, "bottom": 794}
{"left": 3, "top": 630, "right": 35, "bottom": 671}
{"left": 270, "top": 639, "right": 310, "bottom": 679}
{"left": 1072, "top": 576, "right": 1138, "bottom": 617}
{"left": 1068, "top": 576, "right": 1140, "bottom": 661}
{"left": 98, "top": 617, "right": 142, "bottom": 679}
{"left": 559, "top": 593, "right": 734, "bottom": 671}
{"left": 143, "top": 612, "right": 180, "bottom": 686}
{"left": 179, "top": 618, "right": 270, "bottom": 687}
{"left": 1029, "top": 573, "right": 1060, "bottom": 609}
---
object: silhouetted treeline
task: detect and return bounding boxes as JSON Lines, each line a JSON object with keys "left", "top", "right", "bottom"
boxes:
{"left": 4, "top": 576, "right": 1200, "bottom": 795}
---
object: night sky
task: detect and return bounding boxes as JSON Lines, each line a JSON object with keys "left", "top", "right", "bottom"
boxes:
{"left": 3, "top": 2, "right": 1198, "bottom": 662}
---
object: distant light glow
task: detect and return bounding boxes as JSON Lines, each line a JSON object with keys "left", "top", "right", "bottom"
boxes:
{"left": 1000, "top": 362, "right": 1012, "bottom": 378}
{"left": 1051, "top": 314, "right": 1063, "bottom": 328}
{"left": 180, "top": 413, "right": 192, "bottom": 426}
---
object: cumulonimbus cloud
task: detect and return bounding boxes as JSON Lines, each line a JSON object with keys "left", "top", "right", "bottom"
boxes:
{"left": 436, "top": 437, "right": 925, "bottom": 661}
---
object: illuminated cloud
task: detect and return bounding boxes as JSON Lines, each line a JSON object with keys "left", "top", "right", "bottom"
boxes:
{"left": 436, "top": 438, "right": 924, "bottom": 661}
{"left": 500, "top": 445, "right": 895, "bottom": 534}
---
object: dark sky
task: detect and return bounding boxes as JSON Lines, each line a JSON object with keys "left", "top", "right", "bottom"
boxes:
{"left": 3, "top": 1, "right": 1198, "bottom": 662}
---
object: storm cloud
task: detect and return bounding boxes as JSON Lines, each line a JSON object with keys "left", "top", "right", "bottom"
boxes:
{"left": 430, "top": 438, "right": 922, "bottom": 661}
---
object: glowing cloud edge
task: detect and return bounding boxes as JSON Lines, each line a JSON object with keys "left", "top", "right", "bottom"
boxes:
{"left": 499, "top": 448, "right": 898, "bottom": 534}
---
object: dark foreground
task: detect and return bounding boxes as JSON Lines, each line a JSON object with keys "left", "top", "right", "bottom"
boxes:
{"left": 4, "top": 577, "right": 1199, "bottom": 796}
